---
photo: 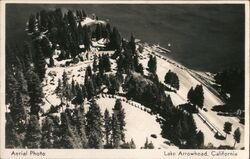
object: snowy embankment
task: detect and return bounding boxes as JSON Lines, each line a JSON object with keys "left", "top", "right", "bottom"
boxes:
{"left": 139, "top": 44, "right": 244, "bottom": 149}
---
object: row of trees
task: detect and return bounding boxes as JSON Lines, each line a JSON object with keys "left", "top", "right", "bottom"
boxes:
{"left": 6, "top": 46, "right": 46, "bottom": 148}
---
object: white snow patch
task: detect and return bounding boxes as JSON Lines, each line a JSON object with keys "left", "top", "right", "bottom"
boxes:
{"left": 89, "top": 97, "right": 177, "bottom": 149}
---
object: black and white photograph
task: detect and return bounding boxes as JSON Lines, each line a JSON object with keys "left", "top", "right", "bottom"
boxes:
{"left": 0, "top": 1, "right": 249, "bottom": 159}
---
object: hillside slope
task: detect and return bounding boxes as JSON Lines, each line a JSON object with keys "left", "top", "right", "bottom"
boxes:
{"left": 140, "top": 44, "right": 244, "bottom": 148}
{"left": 41, "top": 41, "right": 244, "bottom": 149}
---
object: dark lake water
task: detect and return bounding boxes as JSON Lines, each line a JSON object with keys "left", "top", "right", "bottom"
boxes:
{"left": 6, "top": 4, "right": 245, "bottom": 72}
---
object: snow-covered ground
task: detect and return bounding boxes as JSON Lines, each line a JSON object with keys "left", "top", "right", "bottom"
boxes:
{"left": 92, "top": 96, "right": 177, "bottom": 149}
{"left": 139, "top": 44, "right": 245, "bottom": 149}
{"left": 80, "top": 17, "right": 106, "bottom": 27}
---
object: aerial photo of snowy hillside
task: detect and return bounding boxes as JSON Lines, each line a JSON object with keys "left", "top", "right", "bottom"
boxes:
{"left": 5, "top": 4, "right": 245, "bottom": 150}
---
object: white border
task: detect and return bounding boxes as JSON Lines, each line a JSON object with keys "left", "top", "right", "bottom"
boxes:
{"left": 0, "top": 1, "right": 249, "bottom": 159}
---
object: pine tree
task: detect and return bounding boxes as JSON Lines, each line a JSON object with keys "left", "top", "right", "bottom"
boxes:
{"left": 5, "top": 113, "right": 23, "bottom": 148}
{"left": 93, "top": 55, "right": 98, "bottom": 72}
{"left": 136, "top": 63, "right": 144, "bottom": 75}
{"left": 76, "top": 10, "right": 82, "bottom": 20}
{"left": 41, "top": 116, "right": 54, "bottom": 148}
{"left": 33, "top": 42, "right": 46, "bottom": 80}
{"left": 6, "top": 71, "right": 18, "bottom": 105}
{"left": 148, "top": 141, "right": 154, "bottom": 149}
{"left": 108, "top": 75, "right": 120, "bottom": 94}
{"left": 187, "top": 87, "right": 194, "bottom": 104}
{"left": 86, "top": 101, "right": 103, "bottom": 148}
{"left": 129, "top": 139, "right": 136, "bottom": 149}
{"left": 95, "top": 24, "right": 102, "bottom": 40}
{"left": 77, "top": 21, "right": 84, "bottom": 44}
{"left": 81, "top": 85, "right": 87, "bottom": 100}
{"left": 25, "top": 115, "right": 42, "bottom": 148}
{"left": 103, "top": 54, "right": 111, "bottom": 72}
{"left": 73, "top": 83, "right": 84, "bottom": 105}
{"left": 39, "top": 10, "right": 48, "bottom": 31}
{"left": 9, "top": 92, "right": 27, "bottom": 133}
{"left": 164, "top": 70, "right": 180, "bottom": 90}
{"left": 86, "top": 65, "right": 92, "bottom": 78}
{"left": 113, "top": 99, "right": 126, "bottom": 141}
{"left": 172, "top": 73, "right": 180, "bottom": 90}
{"left": 28, "top": 14, "right": 36, "bottom": 33}
{"left": 105, "top": 23, "right": 112, "bottom": 39}
{"left": 83, "top": 25, "right": 92, "bottom": 50}
{"left": 233, "top": 127, "right": 241, "bottom": 148}
{"left": 193, "top": 85, "right": 204, "bottom": 109}
{"left": 61, "top": 70, "right": 72, "bottom": 101}
{"left": 164, "top": 70, "right": 172, "bottom": 87}
{"left": 67, "top": 10, "right": 77, "bottom": 29}
{"left": 196, "top": 130, "right": 204, "bottom": 148}
{"left": 16, "top": 69, "right": 28, "bottom": 94}
{"left": 55, "top": 78, "right": 63, "bottom": 101}
{"left": 129, "top": 34, "right": 136, "bottom": 55}
{"left": 144, "top": 137, "right": 149, "bottom": 149}
{"left": 71, "top": 79, "right": 76, "bottom": 97}
{"left": 104, "top": 109, "right": 112, "bottom": 147}
{"left": 64, "top": 83, "right": 73, "bottom": 101}
{"left": 85, "top": 77, "right": 96, "bottom": 100}
{"left": 60, "top": 112, "right": 80, "bottom": 148}
{"left": 95, "top": 72, "right": 103, "bottom": 89}
{"left": 223, "top": 121, "right": 232, "bottom": 139}
{"left": 75, "top": 106, "right": 88, "bottom": 148}
{"left": 11, "top": 69, "right": 30, "bottom": 131}
{"left": 98, "top": 56, "right": 104, "bottom": 75}
{"left": 187, "top": 85, "right": 204, "bottom": 109}
{"left": 62, "top": 70, "right": 68, "bottom": 87}
{"left": 109, "top": 27, "right": 121, "bottom": 50}
{"left": 111, "top": 113, "right": 121, "bottom": 148}
{"left": 22, "top": 42, "right": 33, "bottom": 69}
{"left": 82, "top": 9, "right": 87, "bottom": 19}
{"left": 147, "top": 55, "right": 157, "bottom": 74}
{"left": 26, "top": 69, "right": 44, "bottom": 117}
{"left": 49, "top": 56, "right": 54, "bottom": 67}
